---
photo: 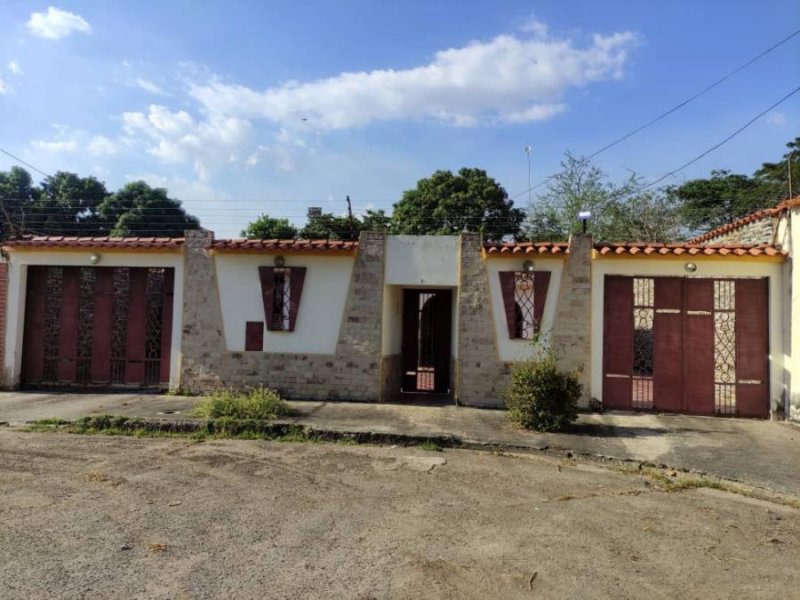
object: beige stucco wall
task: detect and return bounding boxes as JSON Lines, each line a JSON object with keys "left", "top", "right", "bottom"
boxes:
{"left": 385, "top": 235, "right": 459, "bottom": 286}
{"left": 785, "top": 207, "right": 800, "bottom": 420}
{"left": 590, "top": 256, "right": 786, "bottom": 414}
{"left": 214, "top": 253, "right": 355, "bottom": 354}
{"left": 485, "top": 256, "right": 565, "bottom": 362}
{"left": 3, "top": 249, "right": 185, "bottom": 388}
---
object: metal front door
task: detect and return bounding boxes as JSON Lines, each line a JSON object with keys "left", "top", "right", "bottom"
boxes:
{"left": 401, "top": 289, "right": 452, "bottom": 394}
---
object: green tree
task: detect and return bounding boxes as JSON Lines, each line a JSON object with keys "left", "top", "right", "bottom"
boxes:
{"left": 241, "top": 214, "right": 298, "bottom": 239}
{"left": 361, "top": 209, "right": 391, "bottom": 232}
{"left": 391, "top": 168, "right": 523, "bottom": 241}
{"left": 525, "top": 153, "right": 681, "bottom": 242}
{"left": 30, "top": 171, "right": 110, "bottom": 235}
{"left": 0, "top": 167, "right": 36, "bottom": 238}
{"left": 96, "top": 181, "right": 200, "bottom": 237}
{"left": 298, "top": 212, "right": 360, "bottom": 240}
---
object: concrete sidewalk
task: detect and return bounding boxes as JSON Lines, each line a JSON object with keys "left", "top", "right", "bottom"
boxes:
{"left": 1, "top": 391, "right": 798, "bottom": 495}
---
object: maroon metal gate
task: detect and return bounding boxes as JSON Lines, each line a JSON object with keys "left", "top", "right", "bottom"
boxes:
{"left": 21, "top": 266, "right": 174, "bottom": 388}
{"left": 602, "top": 276, "right": 769, "bottom": 417}
{"left": 401, "top": 289, "right": 452, "bottom": 394}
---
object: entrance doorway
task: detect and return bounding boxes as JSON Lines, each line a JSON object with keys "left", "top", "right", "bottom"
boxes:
{"left": 401, "top": 289, "right": 452, "bottom": 395}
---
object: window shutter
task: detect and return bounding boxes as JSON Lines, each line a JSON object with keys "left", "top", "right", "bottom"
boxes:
{"left": 245, "top": 321, "right": 264, "bottom": 351}
{"left": 532, "top": 271, "right": 551, "bottom": 333}
{"left": 258, "top": 267, "right": 277, "bottom": 331}
{"left": 287, "top": 267, "right": 306, "bottom": 332}
{"left": 498, "top": 271, "right": 518, "bottom": 338}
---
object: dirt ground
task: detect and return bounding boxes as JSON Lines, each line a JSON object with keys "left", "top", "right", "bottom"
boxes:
{"left": 0, "top": 430, "right": 797, "bottom": 599}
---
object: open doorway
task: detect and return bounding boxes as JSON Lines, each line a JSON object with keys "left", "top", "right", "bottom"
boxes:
{"left": 401, "top": 289, "right": 452, "bottom": 396}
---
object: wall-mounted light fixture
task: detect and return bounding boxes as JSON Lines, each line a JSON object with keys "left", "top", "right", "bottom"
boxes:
{"left": 577, "top": 209, "right": 592, "bottom": 234}
{"left": 273, "top": 255, "right": 286, "bottom": 268}
{"left": 89, "top": 253, "right": 101, "bottom": 265}
{"left": 522, "top": 259, "right": 535, "bottom": 272}
{"left": 685, "top": 262, "right": 697, "bottom": 273}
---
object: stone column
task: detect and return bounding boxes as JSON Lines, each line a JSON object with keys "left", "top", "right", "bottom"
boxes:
{"left": 455, "top": 232, "right": 508, "bottom": 407}
{"left": 551, "top": 233, "right": 593, "bottom": 406}
{"left": 179, "top": 229, "right": 226, "bottom": 392}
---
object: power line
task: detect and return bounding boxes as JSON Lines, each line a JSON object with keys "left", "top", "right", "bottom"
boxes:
{"left": 509, "top": 27, "right": 800, "bottom": 201}
{"left": 0, "top": 148, "right": 53, "bottom": 179}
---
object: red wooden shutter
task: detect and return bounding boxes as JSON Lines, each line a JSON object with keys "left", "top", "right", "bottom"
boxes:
{"left": 532, "top": 271, "right": 551, "bottom": 333}
{"left": 245, "top": 321, "right": 264, "bottom": 351}
{"left": 498, "top": 271, "right": 517, "bottom": 338}
{"left": 58, "top": 267, "right": 81, "bottom": 382}
{"left": 91, "top": 268, "right": 114, "bottom": 383}
{"left": 653, "top": 277, "right": 683, "bottom": 412}
{"left": 258, "top": 267, "right": 277, "bottom": 331}
{"left": 287, "top": 267, "right": 306, "bottom": 332}
{"left": 735, "top": 278, "right": 769, "bottom": 417}
{"left": 683, "top": 278, "right": 714, "bottom": 415}
{"left": 125, "top": 268, "right": 148, "bottom": 384}
{"left": 21, "top": 266, "right": 48, "bottom": 382}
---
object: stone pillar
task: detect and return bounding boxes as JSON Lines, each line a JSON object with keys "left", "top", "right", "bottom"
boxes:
{"left": 455, "top": 232, "right": 508, "bottom": 407}
{"left": 0, "top": 262, "right": 7, "bottom": 387}
{"left": 551, "top": 233, "right": 593, "bottom": 406}
{"left": 179, "top": 229, "right": 226, "bottom": 392}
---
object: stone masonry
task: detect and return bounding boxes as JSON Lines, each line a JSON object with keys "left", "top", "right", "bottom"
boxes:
{"left": 707, "top": 217, "right": 775, "bottom": 245}
{"left": 455, "top": 233, "right": 510, "bottom": 408}
{"left": 179, "top": 230, "right": 386, "bottom": 401}
{"left": 0, "top": 263, "right": 7, "bottom": 387}
{"left": 551, "top": 234, "right": 592, "bottom": 406}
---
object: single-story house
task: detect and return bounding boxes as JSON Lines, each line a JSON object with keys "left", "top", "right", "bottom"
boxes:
{"left": 2, "top": 196, "right": 798, "bottom": 421}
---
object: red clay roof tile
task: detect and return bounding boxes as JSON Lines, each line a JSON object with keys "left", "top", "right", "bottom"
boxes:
{"left": 4, "top": 235, "right": 184, "bottom": 249}
{"left": 593, "top": 242, "right": 783, "bottom": 257}
{"left": 211, "top": 238, "right": 359, "bottom": 253}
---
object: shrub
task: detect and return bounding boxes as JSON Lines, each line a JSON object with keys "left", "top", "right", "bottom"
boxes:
{"left": 505, "top": 353, "right": 581, "bottom": 432}
{"left": 194, "top": 386, "right": 291, "bottom": 420}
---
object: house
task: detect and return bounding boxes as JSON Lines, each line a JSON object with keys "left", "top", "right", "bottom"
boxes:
{"left": 1, "top": 196, "right": 798, "bottom": 421}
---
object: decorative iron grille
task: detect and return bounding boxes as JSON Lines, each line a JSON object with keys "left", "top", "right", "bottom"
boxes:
{"left": 631, "top": 278, "right": 654, "bottom": 409}
{"left": 416, "top": 292, "right": 437, "bottom": 391}
{"left": 42, "top": 267, "right": 64, "bottom": 382}
{"left": 271, "top": 268, "right": 291, "bottom": 330}
{"left": 110, "top": 268, "right": 130, "bottom": 383}
{"left": 75, "top": 268, "right": 96, "bottom": 384}
{"left": 144, "top": 268, "right": 165, "bottom": 384}
{"left": 513, "top": 272, "right": 536, "bottom": 339}
{"left": 713, "top": 280, "right": 736, "bottom": 414}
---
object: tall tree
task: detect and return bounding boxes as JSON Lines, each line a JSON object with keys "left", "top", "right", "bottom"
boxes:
{"left": 391, "top": 168, "right": 524, "bottom": 240}
{"left": 361, "top": 209, "right": 391, "bottom": 232}
{"left": 0, "top": 167, "right": 36, "bottom": 238}
{"left": 241, "top": 214, "right": 298, "bottom": 239}
{"left": 298, "top": 212, "right": 360, "bottom": 240}
{"left": 30, "top": 172, "right": 110, "bottom": 235}
{"left": 96, "top": 181, "right": 200, "bottom": 237}
{"left": 525, "top": 153, "right": 681, "bottom": 242}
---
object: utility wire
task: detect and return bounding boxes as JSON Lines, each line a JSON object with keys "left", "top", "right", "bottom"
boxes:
{"left": 509, "top": 27, "right": 800, "bottom": 201}
{"left": 0, "top": 148, "right": 53, "bottom": 179}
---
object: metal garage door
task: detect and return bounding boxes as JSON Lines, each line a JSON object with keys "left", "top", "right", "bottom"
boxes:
{"left": 602, "top": 275, "right": 769, "bottom": 417}
{"left": 21, "top": 266, "right": 174, "bottom": 388}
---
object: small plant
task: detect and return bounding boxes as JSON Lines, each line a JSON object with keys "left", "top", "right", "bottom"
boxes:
{"left": 193, "top": 386, "right": 291, "bottom": 420}
{"left": 419, "top": 439, "right": 443, "bottom": 452}
{"left": 505, "top": 352, "right": 581, "bottom": 432}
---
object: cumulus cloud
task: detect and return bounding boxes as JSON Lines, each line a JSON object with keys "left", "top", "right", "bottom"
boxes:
{"left": 87, "top": 135, "right": 119, "bottom": 156}
{"left": 188, "top": 29, "right": 638, "bottom": 129}
{"left": 764, "top": 111, "right": 787, "bottom": 126}
{"left": 8, "top": 61, "right": 22, "bottom": 76}
{"left": 32, "top": 138, "right": 78, "bottom": 152}
{"left": 27, "top": 6, "right": 92, "bottom": 40}
{"left": 0, "top": 78, "right": 6, "bottom": 95}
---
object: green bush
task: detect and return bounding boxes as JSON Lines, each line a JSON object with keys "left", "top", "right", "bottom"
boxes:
{"left": 505, "top": 353, "right": 581, "bottom": 432}
{"left": 194, "top": 386, "right": 291, "bottom": 420}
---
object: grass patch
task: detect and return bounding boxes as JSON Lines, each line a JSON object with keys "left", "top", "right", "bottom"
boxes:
{"left": 419, "top": 439, "right": 443, "bottom": 452}
{"left": 193, "top": 386, "right": 291, "bottom": 420}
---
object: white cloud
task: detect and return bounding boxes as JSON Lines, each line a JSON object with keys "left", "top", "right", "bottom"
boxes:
{"left": 27, "top": 6, "right": 92, "bottom": 40}
{"left": 519, "top": 17, "right": 548, "bottom": 39}
{"left": 764, "top": 111, "right": 787, "bottom": 126}
{"left": 87, "top": 135, "right": 119, "bottom": 156}
{"left": 133, "top": 78, "right": 170, "bottom": 96}
{"left": 0, "top": 78, "right": 6, "bottom": 95}
{"left": 8, "top": 61, "right": 22, "bottom": 76}
{"left": 32, "top": 138, "right": 78, "bottom": 152}
{"left": 189, "top": 29, "right": 638, "bottom": 129}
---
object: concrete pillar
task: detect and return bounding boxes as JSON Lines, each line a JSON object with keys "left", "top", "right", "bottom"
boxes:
{"left": 551, "top": 233, "right": 593, "bottom": 406}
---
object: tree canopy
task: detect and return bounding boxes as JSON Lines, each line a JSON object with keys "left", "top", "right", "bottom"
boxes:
{"left": 0, "top": 168, "right": 201, "bottom": 239}
{"left": 240, "top": 214, "right": 299, "bottom": 239}
{"left": 525, "top": 153, "right": 681, "bottom": 243}
{"left": 391, "top": 168, "right": 524, "bottom": 241}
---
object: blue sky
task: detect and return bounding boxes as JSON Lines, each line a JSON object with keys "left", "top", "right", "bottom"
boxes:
{"left": 0, "top": 1, "right": 798, "bottom": 237}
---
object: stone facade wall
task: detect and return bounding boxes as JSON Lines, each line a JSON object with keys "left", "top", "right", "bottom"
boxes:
{"left": 455, "top": 233, "right": 510, "bottom": 407}
{"left": 380, "top": 354, "right": 403, "bottom": 403}
{"left": 706, "top": 218, "right": 775, "bottom": 245}
{"left": 179, "top": 230, "right": 386, "bottom": 401}
{"left": 551, "top": 234, "right": 592, "bottom": 406}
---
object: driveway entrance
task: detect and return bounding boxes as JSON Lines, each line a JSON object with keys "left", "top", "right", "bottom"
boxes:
{"left": 401, "top": 289, "right": 452, "bottom": 395}
{"left": 603, "top": 275, "right": 769, "bottom": 417}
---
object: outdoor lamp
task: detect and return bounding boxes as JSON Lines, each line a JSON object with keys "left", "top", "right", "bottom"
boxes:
{"left": 522, "top": 260, "right": 535, "bottom": 272}
{"left": 577, "top": 210, "right": 591, "bottom": 234}
{"left": 89, "top": 253, "right": 101, "bottom": 265}
{"left": 685, "top": 262, "right": 698, "bottom": 273}
{"left": 274, "top": 255, "right": 286, "bottom": 268}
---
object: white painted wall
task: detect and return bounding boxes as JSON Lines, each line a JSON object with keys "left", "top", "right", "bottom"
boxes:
{"left": 381, "top": 285, "right": 403, "bottom": 355}
{"left": 485, "top": 256, "right": 565, "bottom": 362}
{"left": 590, "top": 257, "right": 786, "bottom": 412}
{"left": 783, "top": 208, "right": 800, "bottom": 420}
{"left": 385, "top": 236, "right": 459, "bottom": 286}
{"left": 214, "top": 253, "right": 355, "bottom": 354}
{"left": 3, "top": 249, "right": 184, "bottom": 388}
